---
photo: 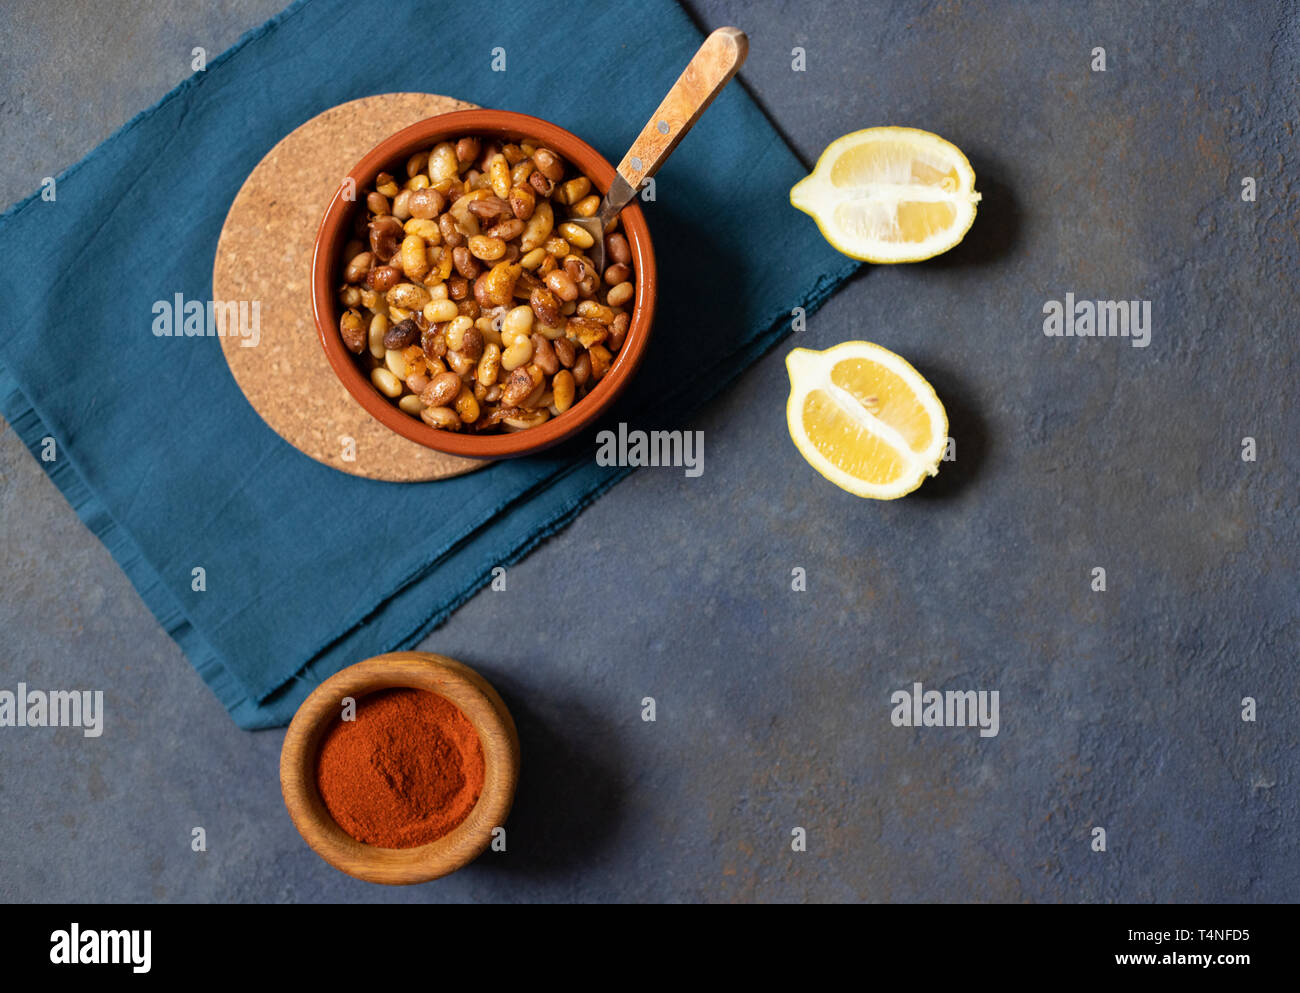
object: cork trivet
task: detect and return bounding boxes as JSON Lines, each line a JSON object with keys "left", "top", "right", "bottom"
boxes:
{"left": 214, "top": 93, "right": 485, "bottom": 482}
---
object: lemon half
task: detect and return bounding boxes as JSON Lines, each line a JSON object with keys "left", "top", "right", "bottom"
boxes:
{"left": 790, "top": 127, "right": 981, "bottom": 263}
{"left": 785, "top": 341, "right": 947, "bottom": 499}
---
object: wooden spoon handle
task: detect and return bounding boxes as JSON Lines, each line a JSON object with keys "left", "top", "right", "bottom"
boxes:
{"left": 615, "top": 27, "right": 748, "bottom": 190}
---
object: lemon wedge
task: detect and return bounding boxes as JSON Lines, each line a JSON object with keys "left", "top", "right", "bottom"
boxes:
{"left": 785, "top": 341, "right": 947, "bottom": 499}
{"left": 790, "top": 127, "right": 981, "bottom": 263}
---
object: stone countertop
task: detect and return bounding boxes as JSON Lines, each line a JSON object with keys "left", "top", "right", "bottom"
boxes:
{"left": 1, "top": 0, "right": 1295, "bottom": 902}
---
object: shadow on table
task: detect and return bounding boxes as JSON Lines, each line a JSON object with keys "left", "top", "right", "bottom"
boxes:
{"left": 920, "top": 153, "right": 1021, "bottom": 269}
{"left": 912, "top": 362, "right": 989, "bottom": 499}
{"left": 471, "top": 671, "right": 625, "bottom": 877}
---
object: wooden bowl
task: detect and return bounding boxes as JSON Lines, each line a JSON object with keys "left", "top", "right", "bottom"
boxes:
{"left": 312, "top": 108, "right": 658, "bottom": 459}
{"left": 279, "top": 652, "right": 519, "bottom": 885}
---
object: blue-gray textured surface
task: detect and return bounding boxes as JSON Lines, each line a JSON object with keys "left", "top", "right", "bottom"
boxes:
{"left": 0, "top": 0, "right": 1295, "bottom": 902}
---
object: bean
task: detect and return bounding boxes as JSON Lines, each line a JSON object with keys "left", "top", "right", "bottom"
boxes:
{"left": 604, "top": 263, "right": 630, "bottom": 285}
{"left": 367, "top": 265, "right": 400, "bottom": 292}
{"left": 421, "top": 371, "right": 462, "bottom": 408}
{"left": 444, "top": 315, "right": 473, "bottom": 351}
{"left": 533, "top": 147, "right": 565, "bottom": 182}
{"left": 384, "top": 347, "right": 411, "bottom": 379}
{"left": 577, "top": 301, "right": 615, "bottom": 323}
{"left": 546, "top": 236, "right": 572, "bottom": 258}
{"left": 545, "top": 269, "right": 578, "bottom": 301}
{"left": 520, "top": 247, "right": 547, "bottom": 270}
{"left": 466, "top": 195, "right": 512, "bottom": 222}
{"left": 553, "top": 336, "right": 576, "bottom": 368}
{"left": 420, "top": 405, "right": 461, "bottom": 430}
{"left": 398, "top": 189, "right": 421, "bottom": 220}
{"left": 558, "top": 221, "right": 595, "bottom": 250}
{"left": 369, "top": 215, "right": 404, "bottom": 261}
{"left": 588, "top": 344, "right": 613, "bottom": 380}
{"left": 439, "top": 213, "right": 465, "bottom": 247}
{"left": 386, "top": 282, "right": 430, "bottom": 310}
{"left": 478, "top": 262, "right": 518, "bottom": 307}
{"left": 520, "top": 365, "right": 547, "bottom": 407}
{"left": 511, "top": 160, "right": 535, "bottom": 186}
{"left": 489, "top": 157, "right": 511, "bottom": 199}
{"left": 453, "top": 245, "right": 481, "bottom": 279}
{"left": 501, "top": 338, "right": 533, "bottom": 371}
{"left": 455, "top": 136, "right": 481, "bottom": 164}
{"left": 344, "top": 251, "right": 373, "bottom": 283}
{"left": 572, "top": 350, "right": 592, "bottom": 386}
{"left": 607, "top": 281, "right": 634, "bottom": 308}
{"left": 407, "top": 174, "right": 430, "bottom": 191}
{"left": 552, "top": 369, "right": 576, "bottom": 412}
{"left": 519, "top": 201, "right": 554, "bottom": 251}
{"left": 608, "top": 312, "right": 630, "bottom": 352}
{"left": 368, "top": 314, "right": 388, "bottom": 357}
{"left": 406, "top": 370, "right": 430, "bottom": 395}
{"left": 366, "top": 191, "right": 390, "bottom": 215}
{"left": 400, "top": 234, "right": 429, "bottom": 280}
{"left": 510, "top": 185, "right": 536, "bottom": 220}
{"left": 460, "top": 327, "right": 484, "bottom": 361}
{"left": 340, "top": 285, "right": 361, "bottom": 307}
{"left": 503, "top": 409, "right": 550, "bottom": 430}
{"left": 407, "top": 187, "right": 445, "bottom": 219}
{"left": 375, "top": 172, "right": 400, "bottom": 197}
{"left": 559, "top": 176, "right": 591, "bottom": 204}
{"left": 503, "top": 305, "right": 534, "bottom": 339}
{"left": 530, "top": 333, "right": 559, "bottom": 375}
{"left": 446, "top": 348, "right": 476, "bottom": 377}
{"left": 371, "top": 367, "right": 403, "bottom": 397}
{"left": 340, "top": 309, "right": 366, "bottom": 354}
{"left": 425, "top": 299, "right": 459, "bottom": 323}
{"left": 530, "top": 285, "right": 562, "bottom": 326}
{"left": 567, "top": 316, "right": 608, "bottom": 347}
{"left": 477, "top": 343, "right": 502, "bottom": 386}
{"left": 488, "top": 218, "right": 525, "bottom": 241}
{"left": 528, "top": 170, "right": 554, "bottom": 197}
{"left": 407, "top": 151, "right": 429, "bottom": 178}
{"left": 447, "top": 275, "right": 469, "bottom": 300}
{"left": 398, "top": 394, "right": 424, "bottom": 416}
{"left": 428, "top": 142, "right": 459, "bottom": 182}
{"left": 501, "top": 365, "right": 539, "bottom": 405}
{"left": 383, "top": 317, "right": 419, "bottom": 349}
{"left": 572, "top": 194, "right": 600, "bottom": 217}
{"left": 606, "top": 232, "right": 631, "bottom": 265}
{"left": 456, "top": 389, "right": 481, "bottom": 424}
{"left": 468, "top": 235, "right": 506, "bottom": 262}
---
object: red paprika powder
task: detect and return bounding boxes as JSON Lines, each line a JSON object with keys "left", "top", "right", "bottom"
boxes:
{"left": 315, "top": 688, "right": 485, "bottom": 848}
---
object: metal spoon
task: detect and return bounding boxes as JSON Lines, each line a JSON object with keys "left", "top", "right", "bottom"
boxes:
{"left": 568, "top": 26, "right": 748, "bottom": 273}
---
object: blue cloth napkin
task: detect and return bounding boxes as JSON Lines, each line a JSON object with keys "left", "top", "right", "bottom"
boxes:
{"left": 0, "top": 0, "right": 857, "bottom": 728}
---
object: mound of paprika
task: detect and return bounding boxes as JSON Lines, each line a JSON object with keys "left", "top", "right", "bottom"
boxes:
{"left": 315, "top": 688, "right": 485, "bottom": 848}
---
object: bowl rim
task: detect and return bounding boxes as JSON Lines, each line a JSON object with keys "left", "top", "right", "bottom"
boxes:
{"left": 312, "top": 108, "right": 657, "bottom": 459}
{"left": 279, "top": 652, "right": 519, "bottom": 885}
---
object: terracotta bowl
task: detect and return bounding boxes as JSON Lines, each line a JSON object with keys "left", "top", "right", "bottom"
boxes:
{"left": 280, "top": 652, "right": 520, "bottom": 885}
{"left": 312, "top": 109, "right": 657, "bottom": 459}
